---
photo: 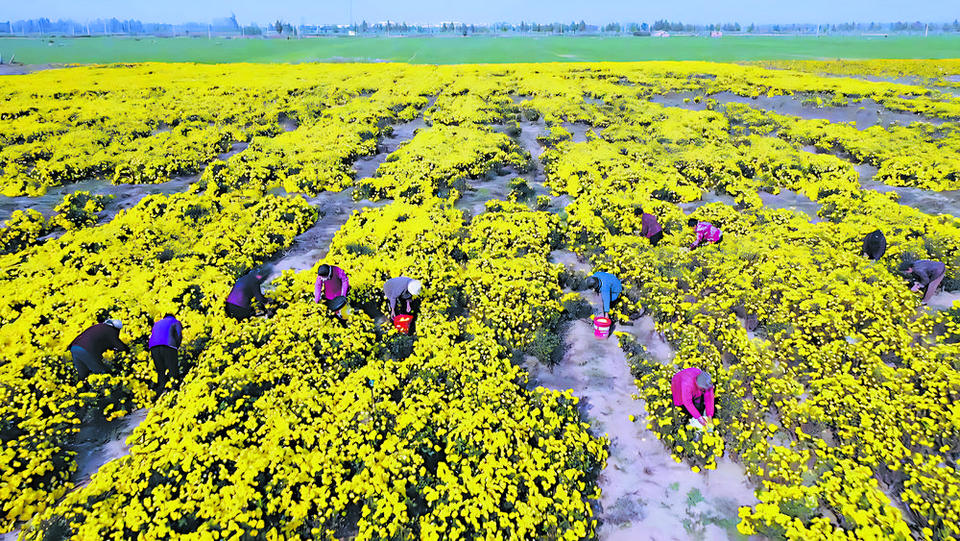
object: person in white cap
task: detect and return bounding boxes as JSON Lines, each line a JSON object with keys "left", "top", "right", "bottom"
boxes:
{"left": 383, "top": 276, "right": 422, "bottom": 319}
{"left": 67, "top": 318, "right": 129, "bottom": 380}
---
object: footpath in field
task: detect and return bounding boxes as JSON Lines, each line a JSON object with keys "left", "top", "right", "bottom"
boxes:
{"left": 264, "top": 114, "right": 427, "bottom": 282}
{"left": 650, "top": 91, "right": 948, "bottom": 130}
{"left": 0, "top": 409, "right": 148, "bottom": 541}
{"left": 526, "top": 252, "right": 758, "bottom": 541}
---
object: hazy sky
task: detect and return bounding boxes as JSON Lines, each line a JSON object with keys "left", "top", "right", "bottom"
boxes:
{"left": 4, "top": 0, "right": 958, "bottom": 25}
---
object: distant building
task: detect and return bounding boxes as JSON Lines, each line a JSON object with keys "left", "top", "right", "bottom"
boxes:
{"left": 710, "top": 31, "right": 723, "bottom": 38}
{"left": 652, "top": 30, "right": 669, "bottom": 37}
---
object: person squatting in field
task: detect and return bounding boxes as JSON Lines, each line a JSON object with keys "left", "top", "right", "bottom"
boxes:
{"left": 384, "top": 276, "right": 422, "bottom": 319}
{"left": 149, "top": 313, "right": 183, "bottom": 393}
{"left": 315, "top": 264, "right": 350, "bottom": 325}
{"left": 899, "top": 259, "right": 946, "bottom": 304}
{"left": 635, "top": 207, "right": 664, "bottom": 247}
{"left": 688, "top": 218, "right": 722, "bottom": 249}
{"left": 225, "top": 266, "right": 272, "bottom": 320}
{"left": 862, "top": 229, "right": 887, "bottom": 261}
{"left": 586, "top": 271, "right": 622, "bottom": 318}
{"left": 672, "top": 367, "right": 715, "bottom": 428}
{"left": 68, "top": 319, "right": 128, "bottom": 379}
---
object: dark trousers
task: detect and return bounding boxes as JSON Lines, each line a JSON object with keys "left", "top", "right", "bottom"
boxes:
{"left": 679, "top": 395, "right": 705, "bottom": 419}
{"left": 649, "top": 231, "right": 664, "bottom": 247}
{"left": 225, "top": 302, "right": 254, "bottom": 320}
{"left": 151, "top": 346, "right": 179, "bottom": 391}
{"left": 70, "top": 346, "right": 107, "bottom": 380}
{"left": 395, "top": 296, "right": 420, "bottom": 317}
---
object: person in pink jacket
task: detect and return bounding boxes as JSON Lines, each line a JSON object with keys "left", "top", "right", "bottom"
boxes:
{"left": 315, "top": 264, "right": 350, "bottom": 322}
{"left": 688, "top": 218, "right": 722, "bottom": 249}
{"left": 671, "top": 367, "right": 715, "bottom": 427}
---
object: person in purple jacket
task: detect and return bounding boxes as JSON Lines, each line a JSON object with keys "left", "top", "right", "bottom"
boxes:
{"left": 225, "top": 266, "right": 272, "bottom": 320}
{"left": 149, "top": 314, "right": 183, "bottom": 392}
{"left": 67, "top": 319, "right": 128, "bottom": 380}
{"left": 634, "top": 207, "right": 663, "bottom": 246}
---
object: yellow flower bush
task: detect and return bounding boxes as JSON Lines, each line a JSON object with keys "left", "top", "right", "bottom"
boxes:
{"left": 0, "top": 189, "right": 315, "bottom": 531}
{"left": 355, "top": 125, "right": 529, "bottom": 203}
{"left": 48, "top": 191, "right": 108, "bottom": 231}
{"left": 3, "top": 60, "right": 960, "bottom": 540}
{"left": 15, "top": 192, "right": 607, "bottom": 539}
{"left": 0, "top": 210, "right": 49, "bottom": 255}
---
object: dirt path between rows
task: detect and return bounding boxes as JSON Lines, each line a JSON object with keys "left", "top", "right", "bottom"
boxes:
{"left": 525, "top": 253, "right": 759, "bottom": 540}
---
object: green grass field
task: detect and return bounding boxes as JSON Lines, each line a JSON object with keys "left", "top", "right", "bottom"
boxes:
{"left": 2, "top": 34, "right": 960, "bottom": 65}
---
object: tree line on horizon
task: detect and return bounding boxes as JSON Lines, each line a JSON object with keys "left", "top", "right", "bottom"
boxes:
{"left": 2, "top": 16, "right": 959, "bottom": 37}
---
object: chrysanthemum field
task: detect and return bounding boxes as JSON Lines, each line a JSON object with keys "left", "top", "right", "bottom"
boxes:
{"left": 1, "top": 59, "right": 959, "bottom": 540}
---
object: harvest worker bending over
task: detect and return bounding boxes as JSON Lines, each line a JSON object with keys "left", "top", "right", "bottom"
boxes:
{"left": 315, "top": 264, "right": 350, "bottom": 324}
{"left": 68, "top": 319, "right": 128, "bottom": 380}
{"left": 315, "top": 264, "right": 350, "bottom": 305}
{"left": 862, "top": 229, "right": 886, "bottom": 261}
{"left": 384, "top": 276, "right": 422, "bottom": 319}
{"left": 688, "top": 218, "right": 722, "bottom": 249}
{"left": 635, "top": 207, "right": 664, "bottom": 247}
{"left": 225, "top": 266, "right": 272, "bottom": 320}
{"left": 586, "top": 271, "right": 622, "bottom": 318}
{"left": 899, "top": 259, "right": 946, "bottom": 304}
{"left": 672, "top": 367, "right": 715, "bottom": 428}
{"left": 149, "top": 314, "right": 183, "bottom": 393}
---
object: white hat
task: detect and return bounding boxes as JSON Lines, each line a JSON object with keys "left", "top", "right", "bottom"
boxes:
{"left": 407, "top": 280, "right": 422, "bottom": 296}
{"left": 104, "top": 319, "right": 123, "bottom": 330}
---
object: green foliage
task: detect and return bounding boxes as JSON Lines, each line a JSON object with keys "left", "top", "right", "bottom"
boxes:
{"left": 524, "top": 328, "right": 564, "bottom": 365}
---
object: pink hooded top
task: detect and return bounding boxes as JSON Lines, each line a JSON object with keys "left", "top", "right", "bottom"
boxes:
{"left": 690, "top": 222, "right": 722, "bottom": 248}
{"left": 671, "top": 367, "right": 715, "bottom": 419}
{"left": 314, "top": 266, "right": 350, "bottom": 303}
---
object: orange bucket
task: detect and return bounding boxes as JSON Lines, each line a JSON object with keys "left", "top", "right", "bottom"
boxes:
{"left": 593, "top": 316, "right": 612, "bottom": 339}
{"left": 393, "top": 315, "right": 414, "bottom": 334}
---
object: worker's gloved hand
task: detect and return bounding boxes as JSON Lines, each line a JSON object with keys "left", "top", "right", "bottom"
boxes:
{"left": 910, "top": 284, "right": 922, "bottom": 292}
{"left": 688, "top": 417, "right": 705, "bottom": 430}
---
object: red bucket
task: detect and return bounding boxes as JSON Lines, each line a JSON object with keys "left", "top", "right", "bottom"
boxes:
{"left": 393, "top": 315, "right": 414, "bottom": 334}
{"left": 593, "top": 316, "right": 612, "bottom": 339}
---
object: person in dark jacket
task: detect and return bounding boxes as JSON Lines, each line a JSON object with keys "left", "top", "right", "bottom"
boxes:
{"left": 68, "top": 319, "right": 128, "bottom": 380}
{"left": 862, "top": 230, "right": 886, "bottom": 261}
{"left": 635, "top": 207, "right": 664, "bottom": 247}
{"left": 149, "top": 314, "right": 183, "bottom": 392}
{"left": 899, "top": 260, "right": 947, "bottom": 304}
{"left": 225, "top": 266, "right": 272, "bottom": 320}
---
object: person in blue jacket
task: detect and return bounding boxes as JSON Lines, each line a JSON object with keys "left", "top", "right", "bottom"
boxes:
{"left": 585, "top": 271, "right": 622, "bottom": 318}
